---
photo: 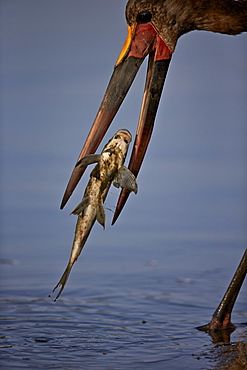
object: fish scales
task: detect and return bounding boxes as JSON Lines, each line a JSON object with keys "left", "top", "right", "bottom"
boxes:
{"left": 53, "top": 130, "right": 138, "bottom": 301}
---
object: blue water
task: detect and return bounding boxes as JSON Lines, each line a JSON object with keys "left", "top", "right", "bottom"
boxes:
{"left": 1, "top": 2, "right": 247, "bottom": 368}
{"left": 1, "top": 232, "right": 246, "bottom": 369}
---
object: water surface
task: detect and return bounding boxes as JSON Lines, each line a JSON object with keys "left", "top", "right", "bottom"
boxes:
{"left": 1, "top": 238, "right": 246, "bottom": 369}
{"left": 1, "top": 1, "right": 246, "bottom": 368}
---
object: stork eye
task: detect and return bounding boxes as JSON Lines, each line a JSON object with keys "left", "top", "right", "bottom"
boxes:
{"left": 136, "top": 11, "right": 152, "bottom": 23}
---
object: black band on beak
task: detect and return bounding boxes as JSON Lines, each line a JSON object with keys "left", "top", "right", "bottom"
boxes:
{"left": 112, "top": 54, "right": 171, "bottom": 224}
{"left": 60, "top": 55, "right": 145, "bottom": 209}
{"left": 61, "top": 22, "right": 172, "bottom": 214}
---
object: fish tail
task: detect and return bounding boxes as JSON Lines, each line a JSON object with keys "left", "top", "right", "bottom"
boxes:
{"left": 53, "top": 209, "right": 97, "bottom": 301}
{"left": 53, "top": 262, "right": 73, "bottom": 301}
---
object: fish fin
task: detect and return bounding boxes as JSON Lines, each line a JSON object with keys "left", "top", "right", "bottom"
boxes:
{"left": 70, "top": 196, "right": 91, "bottom": 216}
{"left": 96, "top": 202, "right": 106, "bottom": 229}
{"left": 113, "top": 165, "right": 138, "bottom": 194}
{"left": 53, "top": 263, "right": 73, "bottom": 301}
{"left": 75, "top": 154, "right": 101, "bottom": 168}
{"left": 90, "top": 163, "right": 100, "bottom": 179}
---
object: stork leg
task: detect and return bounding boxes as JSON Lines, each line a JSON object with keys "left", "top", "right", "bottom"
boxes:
{"left": 197, "top": 248, "right": 247, "bottom": 334}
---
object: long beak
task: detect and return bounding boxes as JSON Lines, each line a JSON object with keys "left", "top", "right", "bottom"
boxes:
{"left": 60, "top": 22, "right": 172, "bottom": 215}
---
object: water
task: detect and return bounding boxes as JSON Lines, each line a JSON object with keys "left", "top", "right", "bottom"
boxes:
{"left": 1, "top": 238, "right": 246, "bottom": 369}
{"left": 1, "top": 1, "right": 247, "bottom": 368}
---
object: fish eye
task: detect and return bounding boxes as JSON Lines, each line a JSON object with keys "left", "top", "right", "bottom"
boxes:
{"left": 136, "top": 11, "right": 152, "bottom": 23}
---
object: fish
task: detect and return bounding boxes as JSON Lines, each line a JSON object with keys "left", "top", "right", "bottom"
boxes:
{"left": 53, "top": 129, "right": 138, "bottom": 301}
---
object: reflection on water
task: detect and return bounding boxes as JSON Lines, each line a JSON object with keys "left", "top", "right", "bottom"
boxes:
{"left": 1, "top": 242, "right": 246, "bottom": 369}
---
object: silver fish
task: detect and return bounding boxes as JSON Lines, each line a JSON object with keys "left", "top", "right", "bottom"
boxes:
{"left": 53, "top": 129, "right": 137, "bottom": 301}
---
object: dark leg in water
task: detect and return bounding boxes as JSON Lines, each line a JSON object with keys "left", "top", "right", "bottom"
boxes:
{"left": 197, "top": 248, "right": 247, "bottom": 332}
